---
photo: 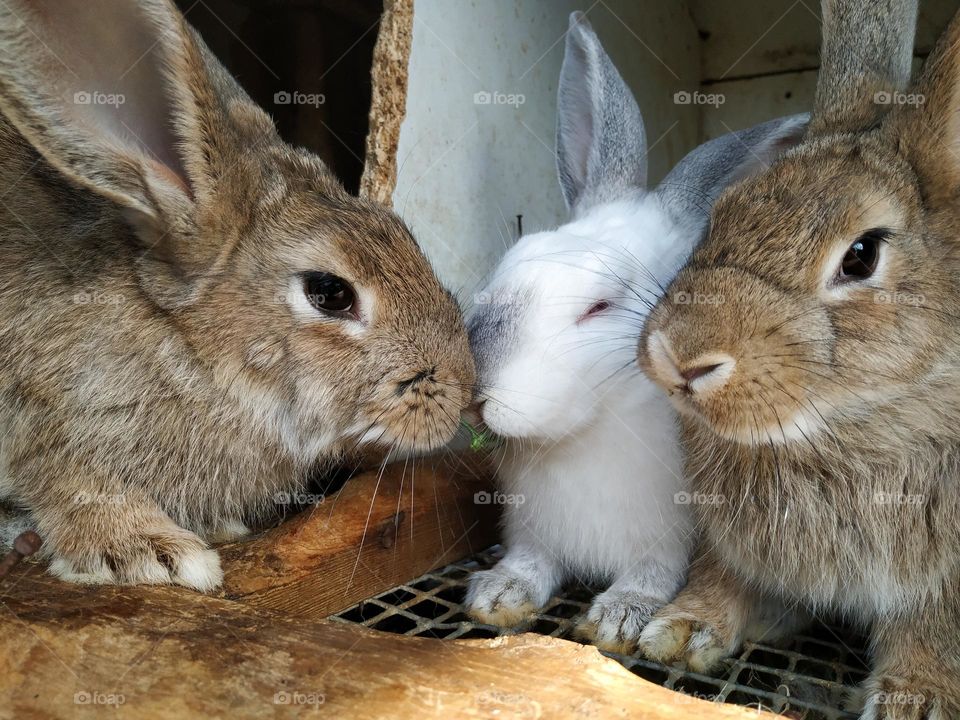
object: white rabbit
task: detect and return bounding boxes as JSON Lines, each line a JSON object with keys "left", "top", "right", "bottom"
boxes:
{"left": 464, "top": 12, "right": 807, "bottom": 653}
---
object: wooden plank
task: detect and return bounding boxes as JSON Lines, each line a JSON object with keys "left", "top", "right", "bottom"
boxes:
{"left": 359, "top": 0, "right": 413, "bottom": 204}
{"left": 0, "top": 569, "right": 775, "bottom": 719}
{"left": 218, "top": 454, "right": 500, "bottom": 617}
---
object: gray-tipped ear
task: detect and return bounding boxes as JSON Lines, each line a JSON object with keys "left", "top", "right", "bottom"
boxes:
{"left": 556, "top": 12, "right": 647, "bottom": 215}
{"left": 655, "top": 114, "right": 809, "bottom": 229}
{"left": 810, "top": 0, "right": 918, "bottom": 134}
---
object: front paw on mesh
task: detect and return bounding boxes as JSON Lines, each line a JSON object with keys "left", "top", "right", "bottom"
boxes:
{"left": 637, "top": 605, "right": 733, "bottom": 673}
{"left": 465, "top": 568, "right": 540, "bottom": 628}
{"left": 575, "top": 589, "right": 663, "bottom": 654}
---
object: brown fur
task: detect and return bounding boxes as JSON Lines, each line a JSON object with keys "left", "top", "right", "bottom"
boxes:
{"left": 638, "top": 2, "right": 960, "bottom": 717}
{"left": 0, "top": 0, "right": 474, "bottom": 590}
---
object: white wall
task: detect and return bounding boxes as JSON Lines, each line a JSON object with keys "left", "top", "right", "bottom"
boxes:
{"left": 392, "top": 0, "right": 700, "bottom": 297}
{"left": 689, "top": 0, "right": 955, "bottom": 141}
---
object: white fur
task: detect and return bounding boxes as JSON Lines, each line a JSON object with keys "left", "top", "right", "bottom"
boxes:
{"left": 467, "top": 196, "right": 696, "bottom": 643}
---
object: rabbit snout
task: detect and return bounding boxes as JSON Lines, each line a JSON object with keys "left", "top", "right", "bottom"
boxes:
{"left": 641, "top": 266, "right": 832, "bottom": 446}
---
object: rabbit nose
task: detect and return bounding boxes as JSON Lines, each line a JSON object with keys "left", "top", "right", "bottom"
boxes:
{"left": 463, "top": 400, "right": 486, "bottom": 425}
{"left": 677, "top": 356, "right": 736, "bottom": 394}
{"left": 645, "top": 331, "right": 735, "bottom": 396}
{"left": 680, "top": 363, "right": 723, "bottom": 383}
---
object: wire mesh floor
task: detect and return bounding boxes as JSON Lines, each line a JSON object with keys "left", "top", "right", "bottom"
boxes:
{"left": 332, "top": 546, "right": 870, "bottom": 719}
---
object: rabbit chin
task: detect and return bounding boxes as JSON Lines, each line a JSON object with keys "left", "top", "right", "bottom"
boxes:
{"left": 674, "top": 397, "right": 828, "bottom": 448}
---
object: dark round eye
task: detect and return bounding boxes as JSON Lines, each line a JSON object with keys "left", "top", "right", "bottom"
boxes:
{"left": 839, "top": 230, "right": 885, "bottom": 280}
{"left": 302, "top": 272, "right": 355, "bottom": 315}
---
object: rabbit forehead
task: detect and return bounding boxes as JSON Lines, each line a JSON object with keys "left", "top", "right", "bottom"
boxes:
{"left": 493, "top": 197, "right": 680, "bottom": 289}
{"left": 704, "top": 135, "right": 914, "bottom": 284}
{"left": 257, "top": 189, "right": 451, "bottom": 311}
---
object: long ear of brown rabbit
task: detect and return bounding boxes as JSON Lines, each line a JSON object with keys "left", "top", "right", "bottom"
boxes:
{"left": 886, "top": 11, "right": 960, "bottom": 204}
{"left": 0, "top": 0, "right": 285, "bottom": 307}
{"left": 809, "top": 0, "right": 918, "bottom": 135}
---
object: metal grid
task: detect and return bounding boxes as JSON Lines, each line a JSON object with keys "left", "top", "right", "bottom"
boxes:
{"left": 333, "top": 546, "right": 869, "bottom": 719}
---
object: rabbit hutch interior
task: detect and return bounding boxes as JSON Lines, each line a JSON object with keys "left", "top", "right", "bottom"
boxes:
{"left": 1, "top": 1, "right": 956, "bottom": 719}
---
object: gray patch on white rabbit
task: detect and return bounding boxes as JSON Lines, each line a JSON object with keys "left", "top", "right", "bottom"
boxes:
{"left": 468, "top": 295, "right": 527, "bottom": 384}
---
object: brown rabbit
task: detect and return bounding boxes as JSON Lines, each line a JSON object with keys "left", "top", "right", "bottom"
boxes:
{"left": 637, "top": 0, "right": 960, "bottom": 718}
{"left": 0, "top": 0, "right": 474, "bottom": 590}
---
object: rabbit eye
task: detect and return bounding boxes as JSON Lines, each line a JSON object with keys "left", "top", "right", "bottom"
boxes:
{"left": 302, "top": 272, "right": 355, "bottom": 315}
{"left": 839, "top": 229, "right": 885, "bottom": 280}
{"left": 579, "top": 300, "right": 610, "bottom": 322}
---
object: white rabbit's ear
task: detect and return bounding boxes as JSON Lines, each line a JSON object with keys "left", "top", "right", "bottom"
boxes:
{"left": 556, "top": 12, "right": 647, "bottom": 214}
{"left": 0, "top": 0, "right": 283, "bottom": 305}
{"left": 655, "top": 114, "right": 809, "bottom": 230}
{"left": 810, "top": 0, "right": 918, "bottom": 134}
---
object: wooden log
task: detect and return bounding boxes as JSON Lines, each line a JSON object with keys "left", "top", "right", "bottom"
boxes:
{"left": 0, "top": 568, "right": 773, "bottom": 719}
{"left": 218, "top": 454, "right": 500, "bottom": 617}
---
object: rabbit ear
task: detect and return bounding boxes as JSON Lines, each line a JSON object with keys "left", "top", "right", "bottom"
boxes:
{"left": 886, "top": 10, "right": 960, "bottom": 197}
{"left": 556, "top": 12, "right": 647, "bottom": 214}
{"left": 810, "top": 0, "right": 918, "bottom": 134}
{"left": 0, "top": 0, "right": 283, "bottom": 306}
{"left": 655, "top": 114, "right": 809, "bottom": 231}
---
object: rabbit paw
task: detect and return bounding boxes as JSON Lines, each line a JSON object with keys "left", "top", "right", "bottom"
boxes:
{"left": 575, "top": 589, "right": 663, "bottom": 654}
{"left": 861, "top": 674, "right": 959, "bottom": 720}
{"left": 49, "top": 524, "right": 222, "bottom": 592}
{"left": 638, "top": 603, "right": 736, "bottom": 674}
{"left": 465, "top": 568, "right": 541, "bottom": 627}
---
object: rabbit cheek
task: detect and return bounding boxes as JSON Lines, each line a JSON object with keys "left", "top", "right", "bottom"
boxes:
{"left": 644, "top": 271, "right": 833, "bottom": 446}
